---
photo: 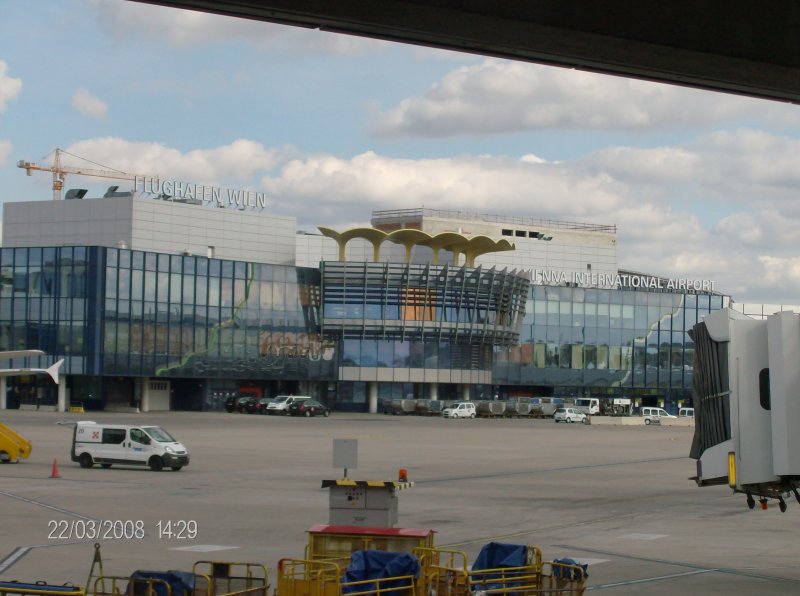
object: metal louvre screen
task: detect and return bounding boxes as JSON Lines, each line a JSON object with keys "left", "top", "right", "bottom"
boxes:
{"left": 320, "top": 261, "right": 529, "bottom": 346}
{"left": 689, "top": 321, "right": 731, "bottom": 460}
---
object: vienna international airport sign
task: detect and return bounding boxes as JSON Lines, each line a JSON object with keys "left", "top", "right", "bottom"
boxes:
{"left": 134, "top": 177, "right": 268, "bottom": 209}
{"left": 535, "top": 270, "right": 717, "bottom": 292}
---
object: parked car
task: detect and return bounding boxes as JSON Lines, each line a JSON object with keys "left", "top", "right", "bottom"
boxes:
{"left": 287, "top": 399, "right": 330, "bottom": 417}
{"left": 225, "top": 396, "right": 252, "bottom": 413}
{"left": 267, "top": 395, "right": 312, "bottom": 415}
{"left": 246, "top": 397, "right": 272, "bottom": 414}
{"left": 554, "top": 407, "right": 587, "bottom": 423}
{"left": 678, "top": 407, "right": 695, "bottom": 418}
{"left": 641, "top": 406, "right": 677, "bottom": 425}
{"left": 442, "top": 401, "right": 477, "bottom": 419}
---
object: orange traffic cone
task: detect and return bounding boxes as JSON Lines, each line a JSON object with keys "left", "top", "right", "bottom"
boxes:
{"left": 50, "top": 458, "right": 61, "bottom": 479}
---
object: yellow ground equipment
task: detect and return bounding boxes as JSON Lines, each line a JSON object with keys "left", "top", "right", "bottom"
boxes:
{"left": 84, "top": 543, "right": 269, "bottom": 596}
{"left": 277, "top": 525, "right": 436, "bottom": 595}
{"left": 419, "top": 543, "right": 587, "bottom": 595}
{"left": 277, "top": 557, "right": 419, "bottom": 596}
{"left": 0, "top": 421, "right": 32, "bottom": 463}
{"left": 0, "top": 583, "right": 82, "bottom": 596}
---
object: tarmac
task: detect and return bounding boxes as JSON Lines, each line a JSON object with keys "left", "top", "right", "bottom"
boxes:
{"left": 1, "top": 409, "right": 799, "bottom": 594}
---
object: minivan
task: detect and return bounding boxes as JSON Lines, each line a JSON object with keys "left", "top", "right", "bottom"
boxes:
{"left": 679, "top": 407, "right": 695, "bottom": 418}
{"left": 71, "top": 422, "right": 189, "bottom": 471}
{"left": 641, "top": 407, "right": 676, "bottom": 425}
{"left": 266, "top": 395, "right": 312, "bottom": 415}
{"left": 442, "top": 401, "right": 476, "bottom": 419}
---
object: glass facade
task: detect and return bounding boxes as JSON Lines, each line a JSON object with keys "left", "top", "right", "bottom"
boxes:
{"left": 0, "top": 246, "right": 335, "bottom": 409}
{"left": 494, "top": 284, "right": 728, "bottom": 406}
{"left": 0, "top": 246, "right": 98, "bottom": 370}
{"left": 101, "top": 247, "right": 333, "bottom": 381}
{"left": 0, "top": 244, "right": 727, "bottom": 413}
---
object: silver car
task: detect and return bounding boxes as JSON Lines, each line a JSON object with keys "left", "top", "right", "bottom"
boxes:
{"left": 554, "top": 407, "right": 586, "bottom": 423}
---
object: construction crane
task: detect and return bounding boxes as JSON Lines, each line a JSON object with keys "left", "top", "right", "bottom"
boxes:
{"left": 17, "top": 148, "right": 146, "bottom": 200}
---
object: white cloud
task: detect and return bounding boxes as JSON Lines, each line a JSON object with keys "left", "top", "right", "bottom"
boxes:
{"left": 0, "top": 60, "right": 22, "bottom": 111}
{"left": 63, "top": 137, "right": 292, "bottom": 186}
{"left": 71, "top": 88, "right": 108, "bottom": 119}
{"left": 52, "top": 131, "right": 800, "bottom": 302}
{"left": 370, "top": 60, "right": 800, "bottom": 137}
{"left": 87, "top": 0, "right": 388, "bottom": 54}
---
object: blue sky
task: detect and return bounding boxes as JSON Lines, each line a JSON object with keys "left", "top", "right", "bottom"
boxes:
{"left": 2, "top": 0, "right": 800, "bottom": 303}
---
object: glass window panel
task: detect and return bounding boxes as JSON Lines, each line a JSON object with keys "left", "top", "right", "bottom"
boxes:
{"left": 394, "top": 341, "right": 410, "bottom": 367}
{"left": 196, "top": 258, "right": 208, "bottom": 276}
{"left": 597, "top": 344, "right": 608, "bottom": 369}
{"left": 272, "top": 283, "right": 286, "bottom": 310}
{"left": 377, "top": 341, "right": 393, "bottom": 367}
{"left": 131, "top": 270, "right": 143, "bottom": 301}
{"left": 194, "top": 276, "right": 208, "bottom": 306}
{"left": 156, "top": 272, "right": 169, "bottom": 302}
{"left": 131, "top": 251, "right": 144, "bottom": 270}
{"left": 106, "top": 268, "right": 118, "bottom": 299}
{"left": 341, "top": 339, "right": 360, "bottom": 366}
{"left": 583, "top": 344, "right": 597, "bottom": 369}
{"left": 143, "top": 271, "right": 156, "bottom": 301}
{"left": 609, "top": 346, "right": 621, "bottom": 370}
{"left": 571, "top": 344, "right": 584, "bottom": 369}
{"left": 424, "top": 342, "right": 438, "bottom": 368}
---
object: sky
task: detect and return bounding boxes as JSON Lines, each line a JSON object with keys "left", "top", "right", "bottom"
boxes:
{"left": 1, "top": 0, "right": 800, "bottom": 304}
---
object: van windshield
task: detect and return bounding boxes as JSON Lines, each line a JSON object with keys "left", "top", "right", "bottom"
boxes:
{"left": 145, "top": 427, "right": 176, "bottom": 443}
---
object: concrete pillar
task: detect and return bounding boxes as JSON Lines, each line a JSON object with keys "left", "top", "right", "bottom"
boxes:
{"left": 368, "top": 382, "right": 378, "bottom": 414}
{"left": 429, "top": 382, "right": 439, "bottom": 401}
{"left": 141, "top": 378, "right": 151, "bottom": 413}
{"left": 0, "top": 377, "right": 6, "bottom": 410}
{"left": 462, "top": 384, "right": 471, "bottom": 401}
{"left": 57, "top": 377, "right": 66, "bottom": 412}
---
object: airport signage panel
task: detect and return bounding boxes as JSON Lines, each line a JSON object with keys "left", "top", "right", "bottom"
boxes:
{"left": 534, "top": 269, "right": 716, "bottom": 292}
{"left": 134, "top": 176, "right": 268, "bottom": 209}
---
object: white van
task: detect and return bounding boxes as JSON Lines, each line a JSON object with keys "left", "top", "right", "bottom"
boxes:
{"left": 442, "top": 401, "right": 477, "bottom": 419}
{"left": 679, "top": 407, "right": 695, "bottom": 418}
{"left": 70, "top": 422, "right": 189, "bottom": 471}
{"left": 574, "top": 398, "right": 600, "bottom": 415}
{"left": 641, "top": 407, "right": 677, "bottom": 425}
{"left": 266, "top": 395, "right": 312, "bottom": 415}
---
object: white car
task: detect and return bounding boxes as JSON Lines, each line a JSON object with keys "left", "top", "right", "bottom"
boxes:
{"left": 641, "top": 407, "right": 677, "bottom": 425}
{"left": 266, "top": 395, "right": 311, "bottom": 415}
{"left": 554, "top": 407, "right": 586, "bottom": 424}
{"left": 442, "top": 402, "right": 476, "bottom": 419}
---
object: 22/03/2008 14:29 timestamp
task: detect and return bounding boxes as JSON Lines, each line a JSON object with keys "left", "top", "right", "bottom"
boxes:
{"left": 47, "top": 520, "right": 198, "bottom": 540}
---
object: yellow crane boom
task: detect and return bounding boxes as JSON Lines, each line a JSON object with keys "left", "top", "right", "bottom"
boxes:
{"left": 17, "top": 148, "right": 145, "bottom": 200}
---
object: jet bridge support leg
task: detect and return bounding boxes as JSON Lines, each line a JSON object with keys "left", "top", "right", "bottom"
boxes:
{"left": 57, "top": 377, "right": 66, "bottom": 412}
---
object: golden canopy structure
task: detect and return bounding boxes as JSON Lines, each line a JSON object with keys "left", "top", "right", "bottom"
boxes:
{"left": 318, "top": 226, "right": 515, "bottom": 266}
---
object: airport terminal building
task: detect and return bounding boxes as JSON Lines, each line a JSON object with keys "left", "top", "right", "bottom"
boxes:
{"left": 0, "top": 189, "right": 728, "bottom": 413}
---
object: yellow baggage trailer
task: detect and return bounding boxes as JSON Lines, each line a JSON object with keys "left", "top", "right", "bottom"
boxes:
{"left": 0, "top": 421, "right": 32, "bottom": 463}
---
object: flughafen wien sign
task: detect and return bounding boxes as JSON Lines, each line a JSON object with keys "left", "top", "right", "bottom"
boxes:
{"left": 535, "top": 270, "right": 716, "bottom": 292}
{"left": 134, "top": 176, "right": 268, "bottom": 209}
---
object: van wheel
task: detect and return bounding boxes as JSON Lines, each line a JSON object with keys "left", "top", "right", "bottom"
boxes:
{"left": 79, "top": 453, "right": 94, "bottom": 469}
{"left": 149, "top": 456, "right": 164, "bottom": 472}
{"left": 470, "top": 413, "right": 476, "bottom": 418}
{"left": 101, "top": 463, "right": 112, "bottom": 469}
{"left": 170, "top": 466, "right": 183, "bottom": 471}
{"left": 645, "top": 419, "right": 652, "bottom": 425}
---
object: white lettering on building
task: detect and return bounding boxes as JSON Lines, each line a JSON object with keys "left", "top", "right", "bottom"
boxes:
{"left": 134, "top": 176, "right": 269, "bottom": 210}
{"left": 531, "top": 269, "right": 716, "bottom": 292}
